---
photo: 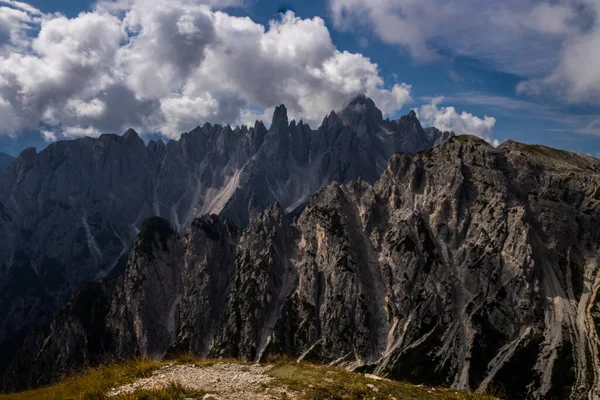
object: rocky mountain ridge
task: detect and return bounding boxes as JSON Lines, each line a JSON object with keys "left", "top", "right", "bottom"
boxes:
{"left": 5, "top": 135, "right": 600, "bottom": 399}
{"left": 0, "top": 96, "right": 451, "bottom": 377}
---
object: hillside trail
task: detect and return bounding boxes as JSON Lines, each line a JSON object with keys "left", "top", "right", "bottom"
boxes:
{"left": 108, "top": 362, "right": 296, "bottom": 399}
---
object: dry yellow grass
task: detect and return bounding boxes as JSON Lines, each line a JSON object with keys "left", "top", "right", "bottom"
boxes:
{"left": 267, "top": 360, "right": 501, "bottom": 400}
{"left": 0, "top": 357, "right": 501, "bottom": 400}
{"left": 0, "top": 358, "right": 169, "bottom": 400}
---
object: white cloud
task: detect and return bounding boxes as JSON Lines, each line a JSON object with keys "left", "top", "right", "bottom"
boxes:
{"left": 330, "top": 0, "right": 456, "bottom": 62}
{"left": 65, "top": 99, "right": 107, "bottom": 119}
{"left": 329, "top": 0, "right": 600, "bottom": 106}
{"left": 0, "top": 9, "right": 132, "bottom": 136}
{"left": 580, "top": 118, "right": 600, "bottom": 135}
{"left": 418, "top": 97, "right": 498, "bottom": 146}
{"left": 0, "top": 0, "right": 414, "bottom": 139}
{"left": 62, "top": 126, "right": 101, "bottom": 138}
{"left": 40, "top": 129, "right": 56, "bottom": 142}
{"left": 0, "top": 2, "right": 40, "bottom": 51}
{"left": 0, "top": 1, "right": 41, "bottom": 15}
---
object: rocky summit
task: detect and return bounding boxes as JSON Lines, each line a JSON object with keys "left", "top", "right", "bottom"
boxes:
{"left": 4, "top": 135, "right": 600, "bottom": 399}
{"left": 0, "top": 96, "right": 450, "bottom": 382}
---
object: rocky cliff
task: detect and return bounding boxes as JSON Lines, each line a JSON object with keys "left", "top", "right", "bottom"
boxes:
{"left": 0, "top": 96, "right": 449, "bottom": 376}
{"left": 6, "top": 136, "right": 600, "bottom": 399}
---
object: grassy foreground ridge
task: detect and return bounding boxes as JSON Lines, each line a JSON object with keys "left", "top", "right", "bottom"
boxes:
{"left": 0, "top": 357, "right": 500, "bottom": 400}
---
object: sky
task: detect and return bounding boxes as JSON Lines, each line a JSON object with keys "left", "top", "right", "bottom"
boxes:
{"left": 0, "top": 0, "right": 599, "bottom": 157}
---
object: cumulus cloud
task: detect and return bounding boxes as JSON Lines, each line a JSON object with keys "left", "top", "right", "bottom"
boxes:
{"left": 329, "top": 0, "right": 600, "bottom": 105}
{"left": 0, "top": 1, "right": 40, "bottom": 51}
{"left": 418, "top": 97, "right": 498, "bottom": 146}
{"left": 518, "top": 18, "right": 600, "bottom": 103}
{"left": 0, "top": 0, "right": 413, "bottom": 139}
{"left": 40, "top": 129, "right": 56, "bottom": 142}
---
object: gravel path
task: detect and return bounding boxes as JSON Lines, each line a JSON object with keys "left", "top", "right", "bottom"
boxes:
{"left": 108, "top": 363, "right": 296, "bottom": 399}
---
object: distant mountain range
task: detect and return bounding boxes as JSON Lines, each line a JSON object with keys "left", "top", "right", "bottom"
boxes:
{"left": 0, "top": 95, "right": 451, "bottom": 380}
{"left": 5, "top": 134, "right": 600, "bottom": 399}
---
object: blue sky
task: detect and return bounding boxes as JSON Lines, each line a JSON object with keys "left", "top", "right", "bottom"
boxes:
{"left": 1, "top": 0, "right": 599, "bottom": 156}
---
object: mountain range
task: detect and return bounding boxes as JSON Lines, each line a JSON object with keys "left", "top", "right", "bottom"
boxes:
{"left": 4, "top": 133, "right": 600, "bottom": 399}
{"left": 0, "top": 95, "right": 451, "bottom": 381}
{"left": 4, "top": 95, "right": 600, "bottom": 399}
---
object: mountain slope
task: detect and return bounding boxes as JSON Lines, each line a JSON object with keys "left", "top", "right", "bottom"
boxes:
{"left": 0, "top": 96, "right": 450, "bottom": 377}
{"left": 0, "top": 153, "right": 13, "bottom": 171}
{"left": 6, "top": 136, "right": 600, "bottom": 399}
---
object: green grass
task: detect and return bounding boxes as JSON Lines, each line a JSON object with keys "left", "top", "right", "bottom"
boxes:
{"left": 113, "top": 382, "right": 205, "bottom": 400}
{"left": 266, "top": 359, "right": 500, "bottom": 400}
{"left": 0, "top": 358, "right": 164, "bottom": 400}
{"left": 452, "top": 135, "right": 488, "bottom": 145}
{"left": 0, "top": 357, "right": 500, "bottom": 400}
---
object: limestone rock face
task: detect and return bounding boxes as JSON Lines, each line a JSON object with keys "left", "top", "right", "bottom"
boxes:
{"left": 6, "top": 136, "right": 600, "bottom": 399}
{"left": 0, "top": 96, "right": 449, "bottom": 375}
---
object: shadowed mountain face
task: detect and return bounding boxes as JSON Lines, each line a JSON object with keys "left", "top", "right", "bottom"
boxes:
{"left": 0, "top": 96, "right": 451, "bottom": 376}
{"left": 0, "top": 153, "right": 13, "bottom": 171}
{"left": 6, "top": 136, "right": 600, "bottom": 399}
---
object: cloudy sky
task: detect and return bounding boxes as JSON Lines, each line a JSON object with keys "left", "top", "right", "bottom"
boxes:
{"left": 0, "top": 0, "right": 599, "bottom": 156}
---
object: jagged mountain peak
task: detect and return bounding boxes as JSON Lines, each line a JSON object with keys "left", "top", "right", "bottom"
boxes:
{"left": 347, "top": 93, "right": 376, "bottom": 108}
{"left": 0, "top": 97, "right": 452, "bottom": 385}
{"left": 122, "top": 128, "right": 140, "bottom": 140}
{"left": 271, "top": 104, "right": 288, "bottom": 127}
{"left": 341, "top": 94, "right": 383, "bottom": 126}
{"left": 396, "top": 109, "right": 421, "bottom": 125}
{"left": 12, "top": 131, "right": 600, "bottom": 399}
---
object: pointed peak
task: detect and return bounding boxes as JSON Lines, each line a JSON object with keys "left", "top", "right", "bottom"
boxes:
{"left": 394, "top": 110, "right": 424, "bottom": 133}
{"left": 343, "top": 94, "right": 380, "bottom": 116}
{"left": 123, "top": 128, "right": 140, "bottom": 140}
{"left": 347, "top": 93, "right": 376, "bottom": 108}
{"left": 341, "top": 94, "right": 383, "bottom": 126}
{"left": 271, "top": 104, "right": 288, "bottom": 127}
{"left": 322, "top": 109, "right": 341, "bottom": 125}
{"left": 123, "top": 129, "right": 145, "bottom": 147}
{"left": 254, "top": 120, "right": 267, "bottom": 131}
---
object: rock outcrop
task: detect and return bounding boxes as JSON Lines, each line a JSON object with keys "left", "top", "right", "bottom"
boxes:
{"left": 6, "top": 136, "right": 600, "bottom": 399}
{"left": 0, "top": 96, "right": 449, "bottom": 376}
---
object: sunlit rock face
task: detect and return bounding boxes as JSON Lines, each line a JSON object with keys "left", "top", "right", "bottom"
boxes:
{"left": 7, "top": 135, "right": 600, "bottom": 399}
{"left": 0, "top": 96, "right": 449, "bottom": 380}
